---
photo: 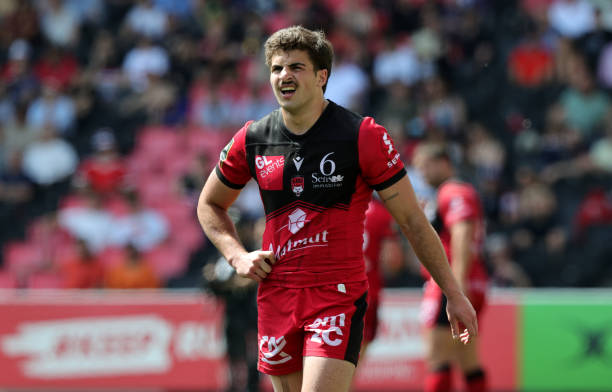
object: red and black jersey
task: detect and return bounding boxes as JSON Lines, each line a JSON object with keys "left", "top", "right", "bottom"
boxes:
{"left": 216, "top": 101, "right": 406, "bottom": 288}
{"left": 422, "top": 180, "right": 488, "bottom": 283}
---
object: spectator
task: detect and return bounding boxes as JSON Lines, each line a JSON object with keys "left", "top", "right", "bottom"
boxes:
{"left": 26, "top": 81, "right": 76, "bottom": 135}
{"left": 510, "top": 182, "right": 567, "bottom": 286}
{"left": 104, "top": 244, "right": 160, "bottom": 289}
{"left": 548, "top": 0, "right": 595, "bottom": 38}
{"left": 21, "top": 124, "right": 78, "bottom": 186}
{"left": 58, "top": 190, "right": 114, "bottom": 253}
{"left": 1, "top": 1, "right": 40, "bottom": 44}
{"left": 75, "top": 128, "right": 126, "bottom": 195}
{"left": 61, "top": 239, "right": 105, "bottom": 288}
{"left": 1, "top": 103, "right": 41, "bottom": 169}
{"left": 1, "top": 39, "right": 39, "bottom": 105}
{"left": 123, "top": 0, "right": 169, "bottom": 40}
{"left": 418, "top": 75, "right": 467, "bottom": 138}
{"left": 589, "top": 116, "right": 612, "bottom": 173}
{"left": 122, "top": 36, "right": 169, "bottom": 92}
{"left": 558, "top": 55, "right": 610, "bottom": 141}
{"left": 485, "top": 234, "right": 531, "bottom": 287}
{"left": 325, "top": 50, "right": 369, "bottom": 112}
{"left": 33, "top": 46, "right": 79, "bottom": 90}
{"left": 108, "top": 190, "right": 169, "bottom": 252}
{"left": 507, "top": 26, "right": 555, "bottom": 88}
{"left": 37, "top": 0, "right": 81, "bottom": 48}
{"left": 373, "top": 38, "right": 423, "bottom": 86}
{"left": 0, "top": 151, "right": 35, "bottom": 243}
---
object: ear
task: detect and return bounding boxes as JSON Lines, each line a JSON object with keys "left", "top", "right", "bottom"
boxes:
{"left": 316, "top": 69, "right": 328, "bottom": 88}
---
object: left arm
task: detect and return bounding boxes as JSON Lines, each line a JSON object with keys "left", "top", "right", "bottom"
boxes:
{"left": 449, "top": 220, "right": 475, "bottom": 293}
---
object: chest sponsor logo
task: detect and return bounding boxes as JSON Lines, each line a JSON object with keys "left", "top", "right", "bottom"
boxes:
{"left": 255, "top": 155, "right": 284, "bottom": 191}
{"left": 291, "top": 176, "right": 304, "bottom": 197}
{"left": 268, "top": 208, "right": 329, "bottom": 259}
{"left": 312, "top": 152, "right": 344, "bottom": 189}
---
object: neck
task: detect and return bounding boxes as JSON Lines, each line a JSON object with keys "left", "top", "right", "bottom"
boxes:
{"left": 281, "top": 97, "right": 329, "bottom": 135}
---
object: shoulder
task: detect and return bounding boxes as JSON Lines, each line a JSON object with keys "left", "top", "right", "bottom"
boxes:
{"left": 323, "top": 101, "right": 364, "bottom": 138}
{"left": 246, "top": 109, "right": 283, "bottom": 139}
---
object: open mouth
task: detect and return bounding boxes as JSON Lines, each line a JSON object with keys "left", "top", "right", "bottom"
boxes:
{"left": 279, "top": 84, "right": 296, "bottom": 98}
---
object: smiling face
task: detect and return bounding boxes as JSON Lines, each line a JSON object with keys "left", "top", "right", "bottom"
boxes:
{"left": 269, "top": 50, "right": 328, "bottom": 114}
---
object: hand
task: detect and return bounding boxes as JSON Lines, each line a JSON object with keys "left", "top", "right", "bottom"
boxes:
{"left": 228, "top": 250, "right": 276, "bottom": 283}
{"left": 445, "top": 291, "right": 478, "bottom": 344}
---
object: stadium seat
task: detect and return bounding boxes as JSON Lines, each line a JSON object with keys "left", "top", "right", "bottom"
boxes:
{"left": 171, "top": 220, "right": 205, "bottom": 252}
{"left": 27, "top": 272, "right": 65, "bottom": 289}
{"left": 0, "top": 270, "right": 19, "bottom": 289}
{"left": 97, "top": 247, "right": 127, "bottom": 268}
{"left": 184, "top": 127, "right": 227, "bottom": 156}
{"left": 136, "top": 127, "right": 180, "bottom": 159}
{"left": 4, "top": 241, "right": 46, "bottom": 276}
{"left": 145, "top": 244, "right": 189, "bottom": 281}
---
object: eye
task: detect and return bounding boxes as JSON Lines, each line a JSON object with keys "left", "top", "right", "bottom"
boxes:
{"left": 271, "top": 66, "right": 282, "bottom": 73}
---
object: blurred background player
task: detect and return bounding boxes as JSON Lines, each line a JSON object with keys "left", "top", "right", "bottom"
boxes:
{"left": 360, "top": 196, "right": 402, "bottom": 356}
{"left": 202, "top": 213, "right": 260, "bottom": 392}
{"left": 413, "top": 143, "right": 488, "bottom": 392}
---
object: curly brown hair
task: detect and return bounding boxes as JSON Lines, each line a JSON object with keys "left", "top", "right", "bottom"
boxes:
{"left": 264, "top": 26, "right": 333, "bottom": 92}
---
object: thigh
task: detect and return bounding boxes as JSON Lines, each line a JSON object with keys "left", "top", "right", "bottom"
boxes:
{"left": 258, "top": 286, "right": 304, "bottom": 376}
{"left": 301, "top": 356, "right": 356, "bottom": 392}
{"left": 269, "top": 370, "right": 303, "bottom": 392}
{"left": 301, "top": 281, "right": 368, "bottom": 367}
{"left": 455, "top": 334, "right": 482, "bottom": 373}
{"left": 424, "top": 325, "right": 456, "bottom": 369}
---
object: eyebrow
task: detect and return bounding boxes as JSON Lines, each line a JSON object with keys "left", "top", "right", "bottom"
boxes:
{"left": 271, "top": 62, "right": 307, "bottom": 69}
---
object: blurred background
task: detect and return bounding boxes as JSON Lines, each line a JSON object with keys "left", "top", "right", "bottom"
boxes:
{"left": 0, "top": 0, "right": 611, "bottom": 391}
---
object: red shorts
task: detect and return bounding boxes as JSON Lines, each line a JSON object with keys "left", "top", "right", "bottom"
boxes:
{"left": 257, "top": 280, "right": 368, "bottom": 376}
{"left": 420, "top": 278, "right": 487, "bottom": 329}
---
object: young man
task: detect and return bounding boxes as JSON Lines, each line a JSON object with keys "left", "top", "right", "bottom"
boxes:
{"left": 413, "top": 143, "right": 488, "bottom": 392}
{"left": 197, "top": 26, "right": 477, "bottom": 392}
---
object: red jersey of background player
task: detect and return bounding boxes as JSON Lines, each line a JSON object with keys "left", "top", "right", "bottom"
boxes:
{"left": 363, "top": 199, "right": 395, "bottom": 303}
{"left": 423, "top": 179, "right": 487, "bottom": 285}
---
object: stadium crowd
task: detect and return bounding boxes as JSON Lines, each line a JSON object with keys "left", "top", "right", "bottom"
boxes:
{"left": 0, "top": 0, "right": 611, "bottom": 290}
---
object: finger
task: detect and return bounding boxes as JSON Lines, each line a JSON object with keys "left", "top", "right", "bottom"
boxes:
{"left": 449, "top": 317, "right": 459, "bottom": 340}
{"left": 253, "top": 267, "right": 268, "bottom": 279}
{"left": 247, "top": 272, "right": 262, "bottom": 283}
{"left": 259, "top": 259, "right": 272, "bottom": 274}
{"left": 260, "top": 251, "right": 276, "bottom": 265}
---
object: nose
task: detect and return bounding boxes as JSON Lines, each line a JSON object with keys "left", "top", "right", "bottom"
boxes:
{"left": 279, "top": 67, "right": 291, "bottom": 81}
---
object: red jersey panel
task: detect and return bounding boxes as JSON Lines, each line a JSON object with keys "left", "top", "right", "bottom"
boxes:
{"left": 422, "top": 180, "right": 488, "bottom": 284}
{"left": 215, "top": 102, "right": 406, "bottom": 288}
{"left": 363, "top": 199, "right": 395, "bottom": 299}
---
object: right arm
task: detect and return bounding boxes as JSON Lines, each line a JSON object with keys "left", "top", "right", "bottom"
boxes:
{"left": 197, "top": 171, "right": 274, "bottom": 282}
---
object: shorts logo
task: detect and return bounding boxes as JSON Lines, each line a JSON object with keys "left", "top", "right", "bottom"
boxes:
{"left": 259, "top": 336, "right": 292, "bottom": 365}
{"left": 306, "top": 313, "right": 346, "bottom": 347}
{"left": 291, "top": 176, "right": 304, "bottom": 197}
{"left": 255, "top": 155, "right": 284, "bottom": 191}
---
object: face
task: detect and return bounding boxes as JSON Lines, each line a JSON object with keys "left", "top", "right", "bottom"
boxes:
{"left": 413, "top": 153, "right": 446, "bottom": 188}
{"left": 269, "top": 50, "right": 328, "bottom": 113}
